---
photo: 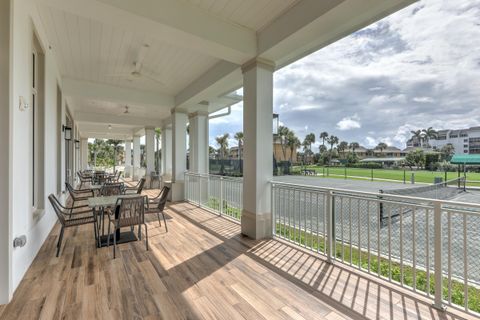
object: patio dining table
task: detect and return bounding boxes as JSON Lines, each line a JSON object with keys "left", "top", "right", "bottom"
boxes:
{"left": 88, "top": 194, "right": 144, "bottom": 248}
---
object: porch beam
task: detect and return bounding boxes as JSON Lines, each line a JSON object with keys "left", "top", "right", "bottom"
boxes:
{"left": 63, "top": 78, "right": 174, "bottom": 109}
{"left": 258, "top": 0, "right": 416, "bottom": 68}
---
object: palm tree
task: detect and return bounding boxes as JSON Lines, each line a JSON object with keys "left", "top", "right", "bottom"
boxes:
{"left": 319, "top": 131, "right": 329, "bottom": 152}
{"left": 326, "top": 135, "right": 339, "bottom": 164}
{"left": 234, "top": 132, "right": 244, "bottom": 160}
{"left": 349, "top": 142, "right": 360, "bottom": 153}
{"left": 286, "top": 132, "right": 301, "bottom": 163}
{"left": 375, "top": 142, "right": 388, "bottom": 156}
{"left": 215, "top": 133, "right": 230, "bottom": 175}
{"left": 338, "top": 141, "right": 348, "bottom": 159}
{"left": 278, "top": 126, "right": 290, "bottom": 161}
{"left": 422, "top": 127, "right": 437, "bottom": 147}
{"left": 302, "top": 133, "right": 316, "bottom": 164}
{"left": 410, "top": 129, "right": 424, "bottom": 147}
{"left": 215, "top": 133, "right": 230, "bottom": 159}
{"left": 106, "top": 139, "right": 122, "bottom": 173}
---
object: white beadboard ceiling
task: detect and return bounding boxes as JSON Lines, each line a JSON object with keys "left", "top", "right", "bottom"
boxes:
{"left": 183, "top": 0, "right": 301, "bottom": 31}
{"left": 37, "top": 5, "right": 219, "bottom": 97}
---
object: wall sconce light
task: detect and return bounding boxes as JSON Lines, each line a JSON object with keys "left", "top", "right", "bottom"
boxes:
{"left": 74, "top": 139, "right": 80, "bottom": 149}
{"left": 63, "top": 126, "right": 72, "bottom": 141}
{"left": 19, "top": 96, "right": 29, "bottom": 111}
{"left": 108, "top": 124, "right": 112, "bottom": 130}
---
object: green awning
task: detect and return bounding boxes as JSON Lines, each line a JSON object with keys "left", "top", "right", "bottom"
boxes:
{"left": 450, "top": 154, "right": 480, "bottom": 165}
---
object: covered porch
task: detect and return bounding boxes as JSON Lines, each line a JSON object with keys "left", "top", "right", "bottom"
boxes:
{"left": 0, "top": 200, "right": 469, "bottom": 320}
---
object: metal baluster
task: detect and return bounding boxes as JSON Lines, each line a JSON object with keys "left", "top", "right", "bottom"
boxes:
{"left": 433, "top": 202, "right": 444, "bottom": 310}
{"left": 463, "top": 214, "right": 468, "bottom": 311}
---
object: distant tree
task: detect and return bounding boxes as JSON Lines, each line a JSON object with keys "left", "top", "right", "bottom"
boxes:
{"left": 319, "top": 145, "right": 327, "bottom": 154}
{"left": 422, "top": 127, "right": 438, "bottom": 146}
{"left": 338, "top": 141, "right": 349, "bottom": 159}
{"left": 216, "top": 133, "right": 230, "bottom": 175}
{"left": 215, "top": 133, "right": 230, "bottom": 159}
{"left": 302, "top": 133, "right": 316, "bottom": 164}
{"left": 209, "top": 146, "right": 216, "bottom": 157}
{"left": 278, "top": 126, "right": 291, "bottom": 161}
{"left": 349, "top": 142, "right": 360, "bottom": 153}
{"left": 286, "top": 131, "right": 301, "bottom": 163}
{"left": 326, "top": 135, "right": 339, "bottom": 164}
{"left": 405, "top": 149, "right": 425, "bottom": 169}
{"left": 410, "top": 129, "right": 426, "bottom": 147}
{"left": 234, "top": 131, "right": 244, "bottom": 160}
{"left": 319, "top": 132, "right": 329, "bottom": 150}
{"left": 375, "top": 142, "right": 388, "bottom": 156}
{"left": 155, "top": 128, "right": 161, "bottom": 173}
{"left": 440, "top": 143, "right": 455, "bottom": 161}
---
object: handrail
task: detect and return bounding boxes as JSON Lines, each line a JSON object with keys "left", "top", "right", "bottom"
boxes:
{"left": 270, "top": 180, "right": 480, "bottom": 210}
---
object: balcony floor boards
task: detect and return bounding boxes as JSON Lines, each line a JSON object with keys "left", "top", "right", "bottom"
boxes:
{"left": 0, "top": 198, "right": 475, "bottom": 320}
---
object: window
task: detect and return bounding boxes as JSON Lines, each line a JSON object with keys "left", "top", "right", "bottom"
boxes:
{"left": 450, "top": 134, "right": 458, "bottom": 138}
{"left": 32, "top": 32, "right": 45, "bottom": 212}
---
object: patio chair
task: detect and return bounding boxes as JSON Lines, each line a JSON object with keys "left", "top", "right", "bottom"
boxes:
{"left": 77, "top": 171, "right": 92, "bottom": 188}
{"left": 145, "top": 186, "right": 170, "bottom": 231}
{"left": 107, "top": 195, "right": 148, "bottom": 258}
{"left": 66, "top": 182, "right": 94, "bottom": 207}
{"left": 48, "top": 194, "right": 97, "bottom": 257}
{"left": 100, "top": 182, "right": 124, "bottom": 196}
{"left": 124, "top": 178, "right": 146, "bottom": 195}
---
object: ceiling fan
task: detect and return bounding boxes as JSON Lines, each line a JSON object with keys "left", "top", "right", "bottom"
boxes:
{"left": 119, "top": 105, "right": 130, "bottom": 116}
{"left": 106, "top": 44, "right": 167, "bottom": 86}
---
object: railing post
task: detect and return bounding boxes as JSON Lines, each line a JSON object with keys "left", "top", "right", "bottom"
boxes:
{"left": 220, "top": 177, "right": 224, "bottom": 216}
{"left": 326, "top": 190, "right": 334, "bottom": 263}
{"left": 198, "top": 175, "right": 201, "bottom": 207}
{"left": 433, "top": 201, "right": 445, "bottom": 311}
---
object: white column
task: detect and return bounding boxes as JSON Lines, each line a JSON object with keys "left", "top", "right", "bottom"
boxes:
{"left": 124, "top": 140, "right": 132, "bottom": 178}
{"left": 145, "top": 127, "right": 155, "bottom": 175}
{"left": 161, "top": 126, "right": 172, "bottom": 177}
{"left": 80, "top": 138, "right": 88, "bottom": 170}
{"left": 188, "top": 112, "right": 209, "bottom": 174}
{"left": 132, "top": 135, "right": 141, "bottom": 180}
{"left": 0, "top": 0, "right": 11, "bottom": 303}
{"left": 171, "top": 110, "right": 188, "bottom": 201}
{"left": 241, "top": 59, "right": 274, "bottom": 239}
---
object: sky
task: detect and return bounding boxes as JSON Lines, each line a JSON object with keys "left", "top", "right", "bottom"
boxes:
{"left": 209, "top": 0, "right": 480, "bottom": 151}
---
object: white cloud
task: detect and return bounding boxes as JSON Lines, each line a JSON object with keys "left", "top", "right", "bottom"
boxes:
{"left": 336, "top": 115, "right": 361, "bottom": 131}
{"left": 413, "top": 96, "right": 435, "bottom": 103}
{"left": 211, "top": 0, "right": 480, "bottom": 149}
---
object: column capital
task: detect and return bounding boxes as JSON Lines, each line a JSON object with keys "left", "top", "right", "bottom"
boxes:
{"left": 188, "top": 110, "right": 209, "bottom": 119}
{"left": 241, "top": 58, "right": 275, "bottom": 74}
{"left": 170, "top": 108, "right": 189, "bottom": 115}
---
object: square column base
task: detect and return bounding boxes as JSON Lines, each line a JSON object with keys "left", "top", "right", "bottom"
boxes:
{"left": 124, "top": 166, "right": 132, "bottom": 178}
{"left": 164, "top": 180, "right": 184, "bottom": 202}
{"left": 241, "top": 209, "right": 272, "bottom": 240}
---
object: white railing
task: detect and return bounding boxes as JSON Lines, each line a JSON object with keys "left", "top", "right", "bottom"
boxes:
{"left": 184, "top": 172, "right": 243, "bottom": 221}
{"left": 271, "top": 181, "right": 480, "bottom": 315}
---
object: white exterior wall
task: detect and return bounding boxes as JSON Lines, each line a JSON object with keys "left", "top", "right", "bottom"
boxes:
{"left": 0, "top": 0, "right": 12, "bottom": 304}
{"left": 430, "top": 128, "right": 480, "bottom": 154}
{"left": 5, "top": 0, "right": 65, "bottom": 303}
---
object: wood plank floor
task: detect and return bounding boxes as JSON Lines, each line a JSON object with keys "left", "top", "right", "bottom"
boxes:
{"left": 0, "top": 198, "right": 476, "bottom": 319}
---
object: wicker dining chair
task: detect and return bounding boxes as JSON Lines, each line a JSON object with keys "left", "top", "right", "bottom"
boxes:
{"left": 100, "top": 182, "right": 124, "bottom": 196}
{"left": 124, "top": 178, "right": 146, "bottom": 195}
{"left": 66, "top": 182, "right": 94, "bottom": 207}
{"left": 77, "top": 171, "right": 92, "bottom": 188}
{"left": 107, "top": 196, "right": 148, "bottom": 258}
{"left": 48, "top": 194, "right": 97, "bottom": 257}
{"left": 145, "top": 186, "right": 170, "bottom": 231}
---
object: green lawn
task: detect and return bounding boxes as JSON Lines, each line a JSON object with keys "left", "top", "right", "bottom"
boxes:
{"left": 276, "top": 224, "right": 480, "bottom": 312}
{"left": 292, "top": 166, "right": 480, "bottom": 187}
